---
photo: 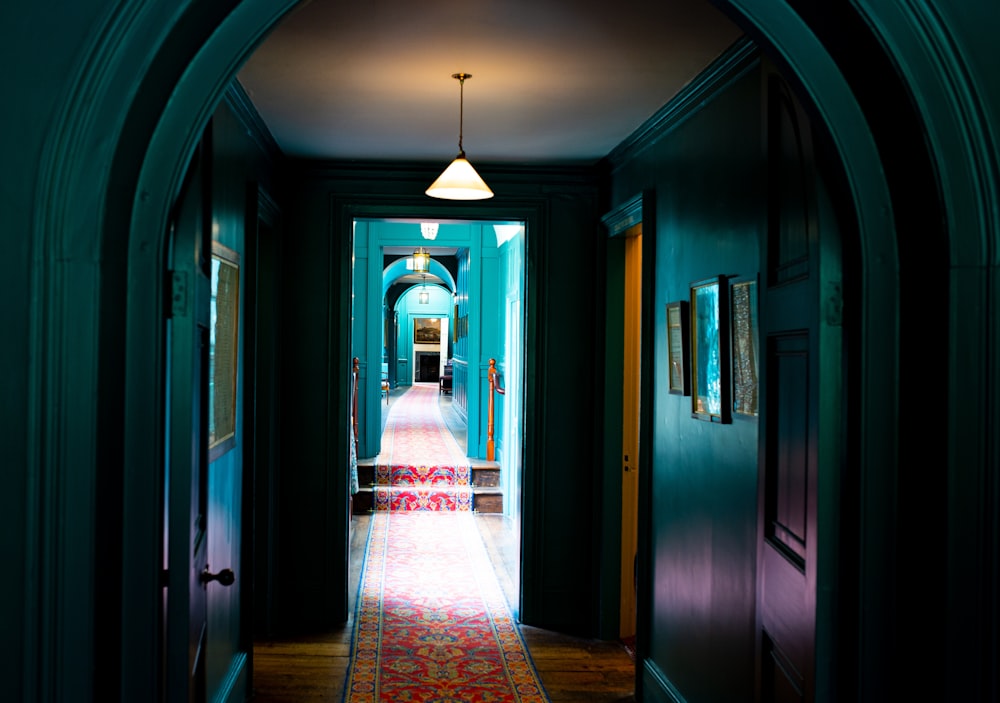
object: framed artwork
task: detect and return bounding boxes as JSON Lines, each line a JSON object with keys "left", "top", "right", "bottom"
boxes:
{"left": 731, "top": 278, "right": 759, "bottom": 417}
{"left": 666, "top": 301, "right": 690, "bottom": 395}
{"left": 690, "top": 275, "right": 731, "bottom": 423}
{"left": 209, "top": 241, "right": 240, "bottom": 461}
{"left": 414, "top": 317, "right": 441, "bottom": 343}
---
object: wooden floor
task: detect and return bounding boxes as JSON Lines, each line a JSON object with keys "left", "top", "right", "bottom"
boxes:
{"left": 251, "top": 513, "right": 636, "bottom": 702}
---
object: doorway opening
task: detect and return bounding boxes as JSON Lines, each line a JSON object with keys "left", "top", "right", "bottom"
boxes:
{"left": 98, "top": 2, "right": 914, "bottom": 700}
{"left": 415, "top": 351, "right": 440, "bottom": 382}
{"left": 351, "top": 217, "right": 528, "bottom": 614}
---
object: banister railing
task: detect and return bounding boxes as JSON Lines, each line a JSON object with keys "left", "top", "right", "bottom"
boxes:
{"left": 486, "top": 358, "right": 504, "bottom": 461}
{"left": 352, "top": 357, "right": 360, "bottom": 447}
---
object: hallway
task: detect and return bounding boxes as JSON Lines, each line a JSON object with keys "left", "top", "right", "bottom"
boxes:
{"left": 252, "top": 386, "right": 636, "bottom": 701}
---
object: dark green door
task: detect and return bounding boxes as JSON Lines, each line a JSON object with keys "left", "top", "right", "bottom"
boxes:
{"left": 756, "top": 69, "right": 844, "bottom": 703}
{"left": 164, "top": 130, "right": 247, "bottom": 702}
{"left": 164, "top": 137, "right": 213, "bottom": 703}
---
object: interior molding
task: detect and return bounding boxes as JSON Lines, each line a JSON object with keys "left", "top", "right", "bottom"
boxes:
{"left": 118, "top": 2, "right": 304, "bottom": 697}
{"left": 602, "top": 191, "right": 647, "bottom": 237}
{"left": 866, "top": 0, "right": 999, "bottom": 263}
{"left": 29, "top": 1, "right": 182, "bottom": 698}
{"left": 226, "top": 80, "right": 284, "bottom": 162}
{"left": 641, "top": 659, "right": 688, "bottom": 703}
{"left": 605, "top": 35, "right": 759, "bottom": 170}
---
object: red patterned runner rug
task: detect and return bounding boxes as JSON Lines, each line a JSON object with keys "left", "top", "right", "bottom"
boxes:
{"left": 375, "top": 383, "right": 471, "bottom": 511}
{"left": 345, "top": 511, "right": 549, "bottom": 702}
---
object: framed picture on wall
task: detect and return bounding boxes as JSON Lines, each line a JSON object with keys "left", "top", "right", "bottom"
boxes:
{"left": 730, "top": 277, "right": 759, "bottom": 417}
{"left": 666, "top": 301, "right": 690, "bottom": 395}
{"left": 690, "top": 275, "right": 731, "bottom": 423}
{"left": 414, "top": 317, "right": 441, "bottom": 343}
{"left": 209, "top": 241, "right": 240, "bottom": 461}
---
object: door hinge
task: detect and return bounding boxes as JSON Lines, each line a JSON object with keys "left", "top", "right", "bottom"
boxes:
{"left": 824, "top": 280, "right": 843, "bottom": 327}
{"left": 167, "top": 270, "right": 189, "bottom": 318}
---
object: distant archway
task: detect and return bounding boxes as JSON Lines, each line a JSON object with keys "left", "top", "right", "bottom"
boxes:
{"left": 382, "top": 256, "right": 456, "bottom": 298}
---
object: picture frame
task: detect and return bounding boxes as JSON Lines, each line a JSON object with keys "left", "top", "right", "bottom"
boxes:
{"left": 730, "top": 277, "right": 759, "bottom": 417}
{"left": 666, "top": 301, "right": 690, "bottom": 395}
{"left": 690, "top": 275, "right": 731, "bottom": 423}
{"left": 413, "top": 317, "right": 441, "bottom": 344}
{"left": 209, "top": 241, "right": 240, "bottom": 461}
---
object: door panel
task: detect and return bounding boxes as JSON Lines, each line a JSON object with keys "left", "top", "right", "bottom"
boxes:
{"left": 768, "top": 334, "right": 809, "bottom": 566}
{"left": 205, "top": 242, "right": 247, "bottom": 701}
{"left": 165, "top": 128, "right": 247, "bottom": 703}
{"left": 165, "top": 139, "right": 212, "bottom": 703}
{"left": 757, "top": 71, "right": 823, "bottom": 703}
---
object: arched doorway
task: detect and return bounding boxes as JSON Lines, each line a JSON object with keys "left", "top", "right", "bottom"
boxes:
{"left": 29, "top": 1, "right": 996, "bottom": 700}
{"left": 114, "top": 8, "right": 892, "bottom": 695}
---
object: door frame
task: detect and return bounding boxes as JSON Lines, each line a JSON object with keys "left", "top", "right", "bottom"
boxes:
{"left": 32, "top": 0, "right": 987, "bottom": 697}
{"left": 600, "top": 191, "right": 654, "bottom": 643}
{"left": 163, "top": 134, "right": 214, "bottom": 703}
{"left": 117, "top": 8, "right": 894, "bottom": 692}
{"left": 341, "top": 200, "right": 540, "bottom": 615}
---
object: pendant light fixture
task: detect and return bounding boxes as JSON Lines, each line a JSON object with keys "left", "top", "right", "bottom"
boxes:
{"left": 412, "top": 247, "right": 431, "bottom": 273}
{"left": 418, "top": 274, "right": 429, "bottom": 304}
{"left": 426, "top": 73, "right": 494, "bottom": 200}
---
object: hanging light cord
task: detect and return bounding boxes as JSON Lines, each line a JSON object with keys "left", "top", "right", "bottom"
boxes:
{"left": 453, "top": 72, "right": 469, "bottom": 157}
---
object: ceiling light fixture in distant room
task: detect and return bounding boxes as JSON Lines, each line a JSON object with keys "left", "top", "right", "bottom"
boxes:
{"left": 418, "top": 275, "right": 429, "bottom": 304}
{"left": 412, "top": 247, "right": 431, "bottom": 273}
{"left": 425, "top": 73, "right": 494, "bottom": 200}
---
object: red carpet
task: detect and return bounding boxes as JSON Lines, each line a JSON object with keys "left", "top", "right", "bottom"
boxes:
{"left": 344, "top": 511, "right": 549, "bottom": 702}
{"left": 374, "top": 383, "right": 472, "bottom": 511}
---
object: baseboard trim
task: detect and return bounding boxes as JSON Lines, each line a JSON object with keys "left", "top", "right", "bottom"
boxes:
{"left": 641, "top": 658, "right": 688, "bottom": 703}
{"left": 212, "top": 651, "right": 248, "bottom": 703}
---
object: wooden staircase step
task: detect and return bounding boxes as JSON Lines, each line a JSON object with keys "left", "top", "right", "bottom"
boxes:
{"left": 352, "top": 458, "right": 503, "bottom": 514}
{"left": 472, "top": 487, "right": 503, "bottom": 514}
{"left": 354, "top": 458, "right": 503, "bottom": 513}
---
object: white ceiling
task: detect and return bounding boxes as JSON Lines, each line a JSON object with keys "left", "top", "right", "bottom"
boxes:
{"left": 237, "top": 0, "right": 744, "bottom": 164}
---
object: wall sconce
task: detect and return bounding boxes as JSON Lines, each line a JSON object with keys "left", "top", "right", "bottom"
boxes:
{"left": 421, "top": 222, "right": 439, "bottom": 240}
{"left": 412, "top": 247, "right": 431, "bottom": 273}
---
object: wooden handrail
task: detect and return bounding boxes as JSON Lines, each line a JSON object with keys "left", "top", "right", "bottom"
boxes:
{"left": 352, "top": 357, "right": 360, "bottom": 446}
{"left": 486, "top": 358, "right": 504, "bottom": 461}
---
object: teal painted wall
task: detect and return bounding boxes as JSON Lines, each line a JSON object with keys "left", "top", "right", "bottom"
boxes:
{"left": 454, "top": 248, "right": 472, "bottom": 418}
{"left": 395, "top": 283, "right": 452, "bottom": 383}
{"left": 271, "top": 166, "right": 347, "bottom": 632}
{"left": 608, "top": 59, "right": 763, "bottom": 701}
{"left": 475, "top": 225, "right": 502, "bottom": 458}
{"left": 495, "top": 227, "right": 525, "bottom": 517}
{"left": 350, "top": 219, "right": 503, "bottom": 459}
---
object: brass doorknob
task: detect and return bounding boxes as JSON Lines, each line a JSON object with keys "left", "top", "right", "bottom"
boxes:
{"left": 200, "top": 567, "right": 235, "bottom": 587}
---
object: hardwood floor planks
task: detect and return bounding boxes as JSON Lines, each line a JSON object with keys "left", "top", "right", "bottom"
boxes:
{"left": 250, "top": 514, "right": 636, "bottom": 702}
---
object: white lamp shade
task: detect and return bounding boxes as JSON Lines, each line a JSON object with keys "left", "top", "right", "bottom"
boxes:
{"left": 425, "top": 157, "right": 494, "bottom": 200}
